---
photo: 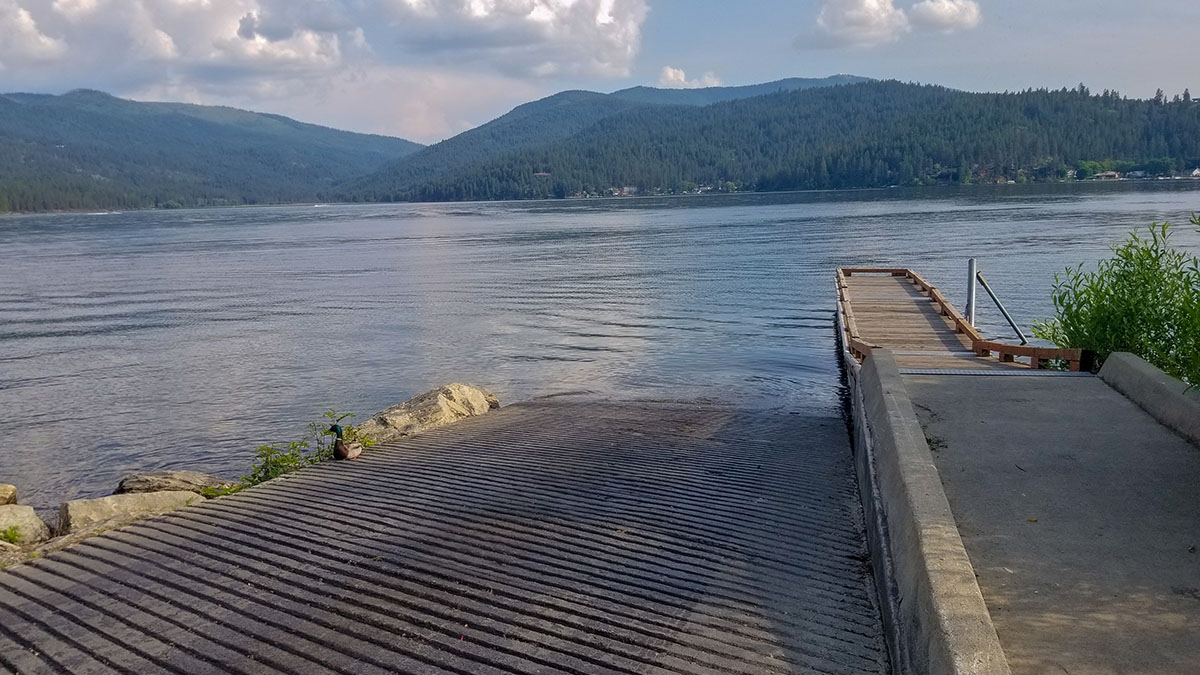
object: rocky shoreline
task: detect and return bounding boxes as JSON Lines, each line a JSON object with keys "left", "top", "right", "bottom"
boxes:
{"left": 0, "top": 383, "right": 499, "bottom": 568}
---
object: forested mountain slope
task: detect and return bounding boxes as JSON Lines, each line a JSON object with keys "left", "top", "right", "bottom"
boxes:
{"left": 350, "top": 90, "right": 647, "bottom": 200}
{"left": 364, "top": 81, "right": 1200, "bottom": 202}
{"left": 0, "top": 90, "right": 421, "bottom": 212}
{"left": 350, "top": 76, "right": 867, "bottom": 199}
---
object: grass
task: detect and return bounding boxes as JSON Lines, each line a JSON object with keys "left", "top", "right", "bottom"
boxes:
{"left": 0, "top": 525, "right": 22, "bottom": 545}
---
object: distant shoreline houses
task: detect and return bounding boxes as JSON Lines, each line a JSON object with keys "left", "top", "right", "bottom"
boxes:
{"left": 1089, "top": 168, "right": 1200, "bottom": 180}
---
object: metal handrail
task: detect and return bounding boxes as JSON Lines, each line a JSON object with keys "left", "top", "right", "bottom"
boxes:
{"left": 966, "top": 258, "right": 1029, "bottom": 345}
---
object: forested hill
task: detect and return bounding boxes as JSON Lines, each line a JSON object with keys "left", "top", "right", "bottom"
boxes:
{"left": 356, "top": 81, "right": 1200, "bottom": 203}
{"left": 349, "top": 76, "right": 866, "bottom": 200}
{"left": 349, "top": 90, "right": 646, "bottom": 200}
{"left": 0, "top": 90, "right": 421, "bottom": 212}
{"left": 608, "top": 75, "right": 870, "bottom": 105}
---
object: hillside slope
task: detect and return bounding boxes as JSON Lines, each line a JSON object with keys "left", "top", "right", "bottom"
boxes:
{"left": 375, "top": 81, "right": 1200, "bottom": 202}
{"left": 0, "top": 90, "right": 421, "bottom": 212}
{"left": 351, "top": 76, "right": 867, "bottom": 200}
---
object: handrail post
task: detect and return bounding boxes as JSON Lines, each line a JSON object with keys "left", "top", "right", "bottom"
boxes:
{"left": 966, "top": 258, "right": 977, "bottom": 326}
{"left": 976, "top": 272, "right": 1029, "bottom": 345}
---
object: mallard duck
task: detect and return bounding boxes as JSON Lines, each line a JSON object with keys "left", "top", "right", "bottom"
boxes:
{"left": 328, "top": 424, "right": 362, "bottom": 460}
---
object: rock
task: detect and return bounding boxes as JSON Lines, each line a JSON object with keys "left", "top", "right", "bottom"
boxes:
{"left": 0, "top": 540, "right": 22, "bottom": 568}
{"left": 0, "top": 484, "right": 15, "bottom": 505}
{"left": 0, "top": 504, "right": 52, "bottom": 544}
{"left": 357, "top": 383, "right": 500, "bottom": 444}
{"left": 115, "top": 470, "right": 237, "bottom": 496}
{"left": 59, "top": 491, "right": 201, "bottom": 535}
{"left": 35, "top": 516, "right": 139, "bottom": 557}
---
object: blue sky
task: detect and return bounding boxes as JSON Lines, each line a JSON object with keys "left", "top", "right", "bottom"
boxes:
{"left": 1, "top": 1, "right": 1196, "bottom": 143}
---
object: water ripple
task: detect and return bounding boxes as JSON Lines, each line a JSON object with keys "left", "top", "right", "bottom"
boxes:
{"left": 2, "top": 182, "right": 1199, "bottom": 514}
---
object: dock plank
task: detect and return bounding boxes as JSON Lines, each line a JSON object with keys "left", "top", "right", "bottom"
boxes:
{"left": 841, "top": 272, "right": 1028, "bottom": 370}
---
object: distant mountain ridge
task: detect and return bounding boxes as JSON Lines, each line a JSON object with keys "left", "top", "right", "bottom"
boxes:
{"left": 354, "top": 81, "right": 1200, "bottom": 202}
{"left": 15, "top": 76, "right": 1189, "bottom": 213}
{"left": 608, "top": 75, "right": 871, "bottom": 105}
{"left": 350, "top": 75, "right": 868, "bottom": 200}
{"left": 0, "top": 90, "right": 421, "bottom": 212}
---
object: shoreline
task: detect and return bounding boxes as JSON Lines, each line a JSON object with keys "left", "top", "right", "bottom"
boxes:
{"left": 4, "top": 177, "right": 1200, "bottom": 218}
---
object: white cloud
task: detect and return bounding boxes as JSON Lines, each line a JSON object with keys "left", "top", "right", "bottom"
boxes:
{"left": 0, "top": 0, "right": 647, "bottom": 139}
{"left": 0, "top": 0, "right": 67, "bottom": 67}
{"left": 658, "top": 66, "right": 721, "bottom": 89}
{"left": 816, "top": 0, "right": 909, "bottom": 47}
{"left": 909, "top": 0, "right": 981, "bottom": 33}
{"left": 376, "top": 0, "right": 648, "bottom": 78}
{"left": 804, "top": 0, "right": 981, "bottom": 48}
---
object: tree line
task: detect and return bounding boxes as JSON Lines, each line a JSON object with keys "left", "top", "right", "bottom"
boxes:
{"left": 350, "top": 81, "right": 1200, "bottom": 203}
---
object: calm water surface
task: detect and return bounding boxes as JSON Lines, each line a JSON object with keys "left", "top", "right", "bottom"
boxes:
{"left": 3, "top": 182, "right": 1199, "bottom": 513}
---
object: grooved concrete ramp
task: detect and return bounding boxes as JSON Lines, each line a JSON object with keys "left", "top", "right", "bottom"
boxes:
{"left": 0, "top": 400, "right": 890, "bottom": 675}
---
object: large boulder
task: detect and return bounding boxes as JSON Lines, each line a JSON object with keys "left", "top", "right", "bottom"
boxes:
{"left": 115, "top": 470, "right": 237, "bottom": 496}
{"left": 0, "top": 484, "right": 15, "bottom": 505}
{"left": 0, "top": 504, "right": 51, "bottom": 544}
{"left": 357, "top": 383, "right": 500, "bottom": 444}
{"left": 59, "top": 491, "right": 201, "bottom": 535}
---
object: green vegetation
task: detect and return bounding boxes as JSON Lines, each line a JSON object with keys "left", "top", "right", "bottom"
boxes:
{"left": 0, "top": 525, "right": 22, "bottom": 545}
{"left": 348, "top": 76, "right": 865, "bottom": 200}
{"left": 0, "top": 90, "right": 421, "bottom": 213}
{"left": 240, "top": 410, "right": 375, "bottom": 487}
{"left": 353, "top": 81, "right": 1200, "bottom": 203}
{"left": 8, "top": 79, "right": 1200, "bottom": 211}
{"left": 1034, "top": 216, "right": 1200, "bottom": 384}
{"left": 201, "top": 410, "right": 375, "bottom": 497}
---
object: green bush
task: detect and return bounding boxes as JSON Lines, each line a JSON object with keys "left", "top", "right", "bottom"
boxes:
{"left": 238, "top": 410, "right": 375, "bottom": 488}
{"left": 1033, "top": 216, "right": 1200, "bottom": 384}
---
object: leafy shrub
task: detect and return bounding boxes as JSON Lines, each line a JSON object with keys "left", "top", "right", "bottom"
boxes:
{"left": 1034, "top": 216, "right": 1200, "bottom": 384}
{"left": 238, "top": 410, "right": 375, "bottom": 488}
{"left": 241, "top": 441, "right": 313, "bottom": 486}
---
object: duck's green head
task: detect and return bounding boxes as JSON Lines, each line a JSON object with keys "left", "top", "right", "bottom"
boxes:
{"left": 328, "top": 424, "right": 343, "bottom": 439}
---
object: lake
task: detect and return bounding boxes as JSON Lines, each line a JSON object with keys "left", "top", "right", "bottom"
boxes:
{"left": 3, "top": 182, "right": 1199, "bottom": 514}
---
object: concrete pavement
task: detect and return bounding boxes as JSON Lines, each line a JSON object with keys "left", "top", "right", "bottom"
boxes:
{"left": 906, "top": 373, "right": 1200, "bottom": 675}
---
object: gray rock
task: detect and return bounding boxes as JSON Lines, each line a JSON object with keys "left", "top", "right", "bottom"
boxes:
{"left": 35, "top": 516, "right": 138, "bottom": 557}
{"left": 59, "top": 491, "right": 201, "bottom": 535}
{"left": 0, "top": 540, "right": 22, "bottom": 568}
{"left": 0, "top": 504, "right": 52, "bottom": 544}
{"left": 0, "top": 484, "right": 15, "bottom": 505}
{"left": 357, "top": 383, "right": 500, "bottom": 444}
{"left": 115, "top": 470, "right": 237, "bottom": 496}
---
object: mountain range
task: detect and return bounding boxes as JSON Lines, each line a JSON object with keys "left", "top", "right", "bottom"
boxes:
{"left": 2, "top": 76, "right": 1198, "bottom": 212}
{"left": 0, "top": 89, "right": 421, "bottom": 212}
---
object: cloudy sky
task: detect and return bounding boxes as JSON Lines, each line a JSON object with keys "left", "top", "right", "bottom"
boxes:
{"left": 1, "top": 0, "right": 1196, "bottom": 143}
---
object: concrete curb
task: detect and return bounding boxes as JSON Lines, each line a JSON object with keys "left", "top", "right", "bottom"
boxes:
{"left": 1099, "top": 352, "right": 1200, "bottom": 447}
{"left": 850, "top": 350, "right": 1010, "bottom": 675}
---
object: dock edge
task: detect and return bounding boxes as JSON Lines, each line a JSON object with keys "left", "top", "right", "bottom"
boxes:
{"left": 842, "top": 340, "right": 1010, "bottom": 673}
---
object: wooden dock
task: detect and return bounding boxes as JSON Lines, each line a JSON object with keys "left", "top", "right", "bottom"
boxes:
{"left": 837, "top": 269, "right": 1087, "bottom": 373}
{"left": 0, "top": 400, "right": 890, "bottom": 675}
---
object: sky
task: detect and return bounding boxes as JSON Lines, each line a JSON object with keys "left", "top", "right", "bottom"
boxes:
{"left": 1, "top": 0, "right": 1197, "bottom": 144}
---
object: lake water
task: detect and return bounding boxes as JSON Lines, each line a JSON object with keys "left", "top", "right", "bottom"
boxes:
{"left": 3, "top": 182, "right": 1199, "bottom": 514}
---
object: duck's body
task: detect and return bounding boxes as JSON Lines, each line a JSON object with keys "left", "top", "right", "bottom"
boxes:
{"left": 329, "top": 425, "right": 363, "bottom": 460}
